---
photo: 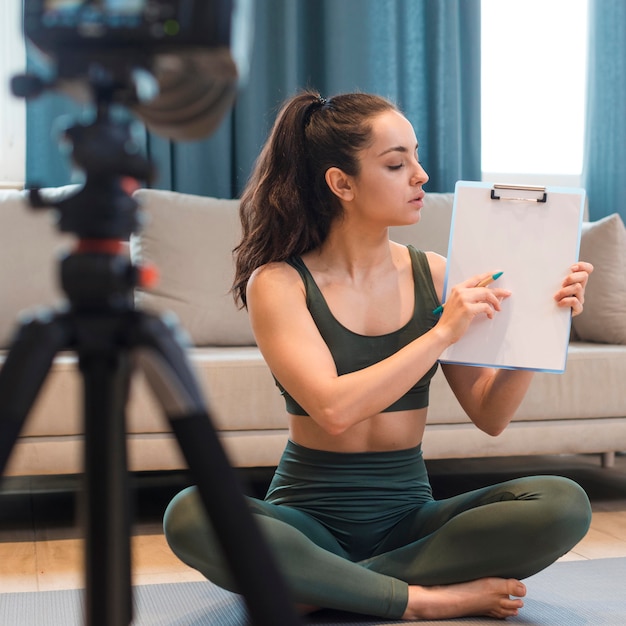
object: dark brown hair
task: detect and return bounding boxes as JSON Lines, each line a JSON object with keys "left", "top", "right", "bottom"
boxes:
{"left": 232, "top": 90, "right": 398, "bottom": 307}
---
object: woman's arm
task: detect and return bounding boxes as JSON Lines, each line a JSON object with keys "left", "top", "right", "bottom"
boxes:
{"left": 441, "top": 365, "right": 534, "bottom": 436}
{"left": 247, "top": 261, "right": 457, "bottom": 435}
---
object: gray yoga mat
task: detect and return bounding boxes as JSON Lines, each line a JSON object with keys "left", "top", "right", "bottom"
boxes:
{"left": 1, "top": 557, "right": 625, "bottom": 625}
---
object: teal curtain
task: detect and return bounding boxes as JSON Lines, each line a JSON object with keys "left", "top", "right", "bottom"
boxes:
{"left": 26, "top": 0, "right": 481, "bottom": 197}
{"left": 25, "top": 51, "right": 83, "bottom": 188}
{"left": 583, "top": 0, "right": 626, "bottom": 221}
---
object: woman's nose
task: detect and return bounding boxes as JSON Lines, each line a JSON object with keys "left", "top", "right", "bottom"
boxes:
{"left": 411, "top": 162, "right": 429, "bottom": 185}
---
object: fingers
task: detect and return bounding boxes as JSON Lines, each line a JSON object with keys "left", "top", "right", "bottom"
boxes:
{"left": 557, "top": 293, "right": 584, "bottom": 316}
{"left": 456, "top": 272, "right": 510, "bottom": 311}
{"left": 480, "top": 288, "right": 510, "bottom": 317}
{"left": 446, "top": 284, "right": 511, "bottom": 318}
{"left": 555, "top": 261, "right": 593, "bottom": 317}
{"left": 571, "top": 261, "right": 594, "bottom": 275}
{"left": 563, "top": 267, "right": 591, "bottom": 291}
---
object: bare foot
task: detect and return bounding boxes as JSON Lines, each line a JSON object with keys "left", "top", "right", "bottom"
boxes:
{"left": 402, "top": 577, "right": 527, "bottom": 620}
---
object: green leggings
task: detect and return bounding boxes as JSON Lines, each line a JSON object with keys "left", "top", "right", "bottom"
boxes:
{"left": 163, "top": 441, "right": 592, "bottom": 619}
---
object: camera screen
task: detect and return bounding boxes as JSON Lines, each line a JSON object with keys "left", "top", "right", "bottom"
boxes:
{"left": 37, "top": 1, "right": 161, "bottom": 36}
{"left": 45, "top": 1, "right": 146, "bottom": 15}
{"left": 26, "top": 0, "right": 235, "bottom": 58}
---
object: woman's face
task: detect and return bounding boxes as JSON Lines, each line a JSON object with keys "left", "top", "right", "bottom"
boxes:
{"left": 348, "top": 109, "right": 429, "bottom": 226}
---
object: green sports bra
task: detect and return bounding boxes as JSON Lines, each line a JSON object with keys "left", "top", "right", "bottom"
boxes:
{"left": 277, "top": 245, "right": 441, "bottom": 415}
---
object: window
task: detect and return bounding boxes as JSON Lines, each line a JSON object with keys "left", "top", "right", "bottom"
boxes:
{"left": 481, "top": 0, "right": 588, "bottom": 186}
{"left": 0, "top": 2, "right": 26, "bottom": 187}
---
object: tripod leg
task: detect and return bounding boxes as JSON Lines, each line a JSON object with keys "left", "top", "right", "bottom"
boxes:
{"left": 130, "top": 312, "right": 302, "bottom": 626}
{"left": 0, "top": 314, "right": 71, "bottom": 476}
{"left": 79, "top": 348, "right": 133, "bottom": 626}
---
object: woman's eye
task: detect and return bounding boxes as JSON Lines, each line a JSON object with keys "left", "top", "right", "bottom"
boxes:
{"left": 388, "top": 163, "right": 404, "bottom": 170}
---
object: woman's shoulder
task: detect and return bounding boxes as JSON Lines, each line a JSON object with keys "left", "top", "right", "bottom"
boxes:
{"left": 248, "top": 259, "right": 305, "bottom": 301}
{"left": 424, "top": 250, "right": 446, "bottom": 299}
{"left": 424, "top": 250, "right": 446, "bottom": 272}
{"left": 394, "top": 243, "right": 446, "bottom": 297}
{"left": 246, "top": 260, "right": 310, "bottom": 329}
{"left": 396, "top": 243, "right": 446, "bottom": 276}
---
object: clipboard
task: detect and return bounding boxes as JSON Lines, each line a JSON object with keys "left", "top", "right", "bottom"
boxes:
{"left": 438, "top": 181, "right": 585, "bottom": 373}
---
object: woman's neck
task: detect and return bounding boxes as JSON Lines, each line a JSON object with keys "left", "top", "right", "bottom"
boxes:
{"left": 307, "top": 223, "right": 394, "bottom": 279}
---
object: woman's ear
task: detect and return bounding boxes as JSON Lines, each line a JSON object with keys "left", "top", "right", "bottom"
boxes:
{"left": 325, "top": 167, "right": 354, "bottom": 201}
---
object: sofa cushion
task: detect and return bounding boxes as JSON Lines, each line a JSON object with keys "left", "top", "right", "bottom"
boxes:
{"left": 0, "top": 187, "right": 73, "bottom": 348}
{"left": 127, "top": 347, "right": 287, "bottom": 433}
{"left": 131, "top": 189, "right": 256, "bottom": 346}
{"left": 572, "top": 213, "right": 626, "bottom": 344}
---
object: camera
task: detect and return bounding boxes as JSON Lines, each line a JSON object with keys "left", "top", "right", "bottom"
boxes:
{"left": 17, "top": 0, "right": 253, "bottom": 141}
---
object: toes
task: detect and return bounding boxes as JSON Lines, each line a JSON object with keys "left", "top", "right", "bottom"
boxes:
{"left": 507, "top": 579, "right": 527, "bottom": 597}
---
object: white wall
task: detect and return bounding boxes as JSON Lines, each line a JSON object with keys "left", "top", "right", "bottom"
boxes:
{"left": 481, "top": 0, "right": 588, "bottom": 189}
{"left": 0, "top": 1, "right": 26, "bottom": 187}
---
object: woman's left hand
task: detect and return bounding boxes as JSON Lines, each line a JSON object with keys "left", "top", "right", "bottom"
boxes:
{"left": 554, "top": 261, "right": 594, "bottom": 317}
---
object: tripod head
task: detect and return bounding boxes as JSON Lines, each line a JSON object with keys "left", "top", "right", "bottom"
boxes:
{"left": 20, "top": 66, "right": 154, "bottom": 241}
{"left": 11, "top": 67, "right": 159, "bottom": 311}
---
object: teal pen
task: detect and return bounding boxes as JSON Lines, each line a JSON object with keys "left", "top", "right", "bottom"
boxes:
{"left": 433, "top": 271, "right": 504, "bottom": 315}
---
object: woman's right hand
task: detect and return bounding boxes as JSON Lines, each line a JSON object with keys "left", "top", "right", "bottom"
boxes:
{"left": 436, "top": 272, "right": 511, "bottom": 345}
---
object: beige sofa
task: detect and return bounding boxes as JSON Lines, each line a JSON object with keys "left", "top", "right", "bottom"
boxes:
{"left": 1, "top": 186, "right": 626, "bottom": 477}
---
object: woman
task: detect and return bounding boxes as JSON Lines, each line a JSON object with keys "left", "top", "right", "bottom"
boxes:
{"left": 164, "top": 91, "right": 593, "bottom": 621}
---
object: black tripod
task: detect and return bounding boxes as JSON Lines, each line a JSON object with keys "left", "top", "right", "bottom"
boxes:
{"left": 0, "top": 78, "right": 301, "bottom": 626}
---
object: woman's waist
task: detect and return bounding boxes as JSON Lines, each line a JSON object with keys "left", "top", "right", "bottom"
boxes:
{"left": 289, "top": 408, "right": 427, "bottom": 454}
{"left": 273, "top": 439, "right": 428, "bottom": 482}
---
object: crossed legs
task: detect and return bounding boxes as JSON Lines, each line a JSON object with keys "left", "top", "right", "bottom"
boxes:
{"left": 163, "top": 475, "right": 591, "bottom": 620}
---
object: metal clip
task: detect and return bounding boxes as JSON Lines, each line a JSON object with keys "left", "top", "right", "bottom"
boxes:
{"left": 490, "top": 184, "right": 547, "bottom": 203}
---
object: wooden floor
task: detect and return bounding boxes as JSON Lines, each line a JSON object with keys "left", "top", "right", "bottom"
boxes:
{"left": 1, "top": 453, "right": 625, "bottom": 594}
